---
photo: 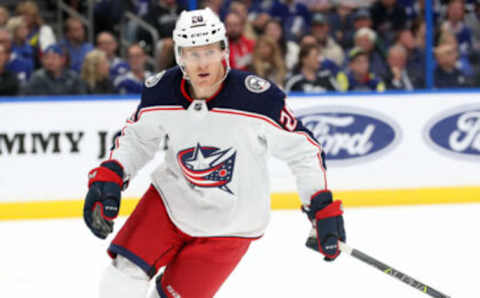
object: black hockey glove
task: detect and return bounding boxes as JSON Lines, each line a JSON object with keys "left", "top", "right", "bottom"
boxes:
{"left": 83, "top": 160, "right": 124, "bottom": 239}
{"left": 302, "top": 190, "right": 346, "bottom": 261}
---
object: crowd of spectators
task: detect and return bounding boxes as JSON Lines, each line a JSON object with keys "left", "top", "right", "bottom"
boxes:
{"left": 1, "top": 0, "right": 480, "bottom": 96}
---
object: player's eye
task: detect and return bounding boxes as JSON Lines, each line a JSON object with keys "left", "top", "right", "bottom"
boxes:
{"left": 190, "top": 52, "right": 201, "bottom": 59}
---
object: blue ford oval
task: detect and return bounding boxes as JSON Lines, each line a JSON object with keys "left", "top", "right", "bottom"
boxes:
{"left": 296, "top": 106, "right": 400, "bottom": 162}
{"left": 426, "top": 107, "right": 480, "bottom": 157}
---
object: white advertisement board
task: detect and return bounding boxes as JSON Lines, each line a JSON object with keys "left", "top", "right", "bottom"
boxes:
{"left": 1, "top": 93, "right": 479, "bottom": 208}
{"left": 283, "top": 93, "right": 480, "bottom": 191}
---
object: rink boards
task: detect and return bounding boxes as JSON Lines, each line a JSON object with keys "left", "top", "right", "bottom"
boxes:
{"left": 1, "top": 91, "right": 479, "bottom": 219}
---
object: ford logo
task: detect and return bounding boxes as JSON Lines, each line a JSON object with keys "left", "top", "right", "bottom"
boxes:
{"left": 295, "top": 106, "right": 401, "bottom": 164}
{"left": 424, "top": 105, "right": 480, "bottom": 158}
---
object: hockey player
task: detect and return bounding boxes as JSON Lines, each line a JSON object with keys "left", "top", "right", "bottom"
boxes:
{"left": 83, "top": 7, "right": 345, "bottom": 298}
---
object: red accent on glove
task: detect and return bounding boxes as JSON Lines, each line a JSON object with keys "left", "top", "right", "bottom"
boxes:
{"left": 315, "top": 200, "right": 343, "bottom": 221}
{"left": 88, "top": 166, "right": 123, "bottom": 188}
{"left": 92, "top": 201, "right": 118, "bottom": 221}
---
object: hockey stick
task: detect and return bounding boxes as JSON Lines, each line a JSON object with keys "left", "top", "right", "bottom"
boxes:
{"left": 338, "top": 241, "right": 451, "bottom": 298}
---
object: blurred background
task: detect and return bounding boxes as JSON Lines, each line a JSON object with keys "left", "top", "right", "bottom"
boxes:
{"left": 0, "top": 0, "right": 479, "bottom": 95}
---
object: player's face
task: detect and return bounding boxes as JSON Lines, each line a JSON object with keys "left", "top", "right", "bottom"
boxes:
{"left": 182, "top": 43, "right": 225, "bottom": 88}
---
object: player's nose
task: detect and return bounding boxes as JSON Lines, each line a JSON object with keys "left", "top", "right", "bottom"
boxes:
{"left": 197, "top": 57, "right": 210, "bottom": 68}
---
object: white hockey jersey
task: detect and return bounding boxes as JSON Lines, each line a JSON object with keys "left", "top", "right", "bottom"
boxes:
{"left": 110, "top": 67, "right": 328, "bottom": 238}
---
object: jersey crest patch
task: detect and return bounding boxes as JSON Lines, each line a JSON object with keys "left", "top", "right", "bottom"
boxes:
{"left": 177, "top": 143, "right": 236, "bottom": 194}
{"left": 245, "top": 75, "right": 271, "bottom": 93}
{"left": 145, "top": 70, "right": 166, "bottom": 88}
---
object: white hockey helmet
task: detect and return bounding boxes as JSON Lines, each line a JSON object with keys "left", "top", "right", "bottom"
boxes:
{"left": 172, "top": 7, "right": 230, "bottom": 75}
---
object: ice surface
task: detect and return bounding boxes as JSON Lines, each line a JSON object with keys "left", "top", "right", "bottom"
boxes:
{"left": 1, "top": 204, "right": 477, "bottom": 297}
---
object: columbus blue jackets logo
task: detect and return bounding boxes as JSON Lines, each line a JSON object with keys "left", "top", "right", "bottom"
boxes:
{"left": 245, "top": 75, "right": 271, "bottom": 93}
{"left": 177, "top": 144, "right": 236, "bottom": 194}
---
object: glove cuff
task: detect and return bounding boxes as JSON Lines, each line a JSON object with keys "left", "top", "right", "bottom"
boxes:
{"left": 315, "top": 200, "right": 343, "bottom": 220}
{"left": 101, "top": 160, "right": 124, "bottom": 178}
{"left": 303, "top": 190, "right": 333, "bottom": 220}
{"left": 88, "top": 160, "right": 124, "bottom": 188}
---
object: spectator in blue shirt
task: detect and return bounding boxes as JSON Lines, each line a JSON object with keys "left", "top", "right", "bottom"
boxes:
{"left": 59, "top": 17, "right": 94, "bottom": 73}
{"left": 0, "top": 28, "right": 33, "bottom": 85}
{"left": 395, "top": 26, "right": 425, "bottom": 88}
{"left": 16, "top": 1, "right": 56, "bottom": 57}
{"left": 337, "top": 47, "right": 385, "bottom": 92}
{"left": 398, "top": 0, "right": 417, "bottom": 24}
{"left": 23, "top": 44, "right": 87, "bottom": 95}
{"left": 6, "top": 17, "right": 35, "bottom": 71}
{"left": 285, "top": 44, "right": 339, "bottom": 93}
{"left": 329, "top": 3, "right": 356, "bottom": 50}
{"left": 310, "top": 13, "right": 345, "bottom": 67}
{"left": 114, "top": 44, "right": 151, "bottom": 94}
{"left": 438, "top": 29, "right": 473, "bottom": 77}
{"left": 465, "top": 0, "right": 480, "bottom": 51}
{"left": 434, "top": 42, "right": 470, "bottom": 88}
{"left": 269, "top": 0, "right": 311, "bottom": 41}
{"left": 442, "top": 0, "right": 473, "bottom": 63}
{"left": 219, "top": 0, "right": 269, "bottom": 21}
{"left": 299, "top": 34, "right": 341, "bottom": 76}
{"left": 0, "top": 44, "right": 20, "bottom": 95}
{"left": 353, "top": 27, "right": 389, "bottom": 80}
{"left": 96, "top": 31, "right": 129, "bottom": 80}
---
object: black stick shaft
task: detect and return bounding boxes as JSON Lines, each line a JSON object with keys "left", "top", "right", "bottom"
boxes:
{"left": 340, "top": 242, "right": 450, "bottom": 298}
